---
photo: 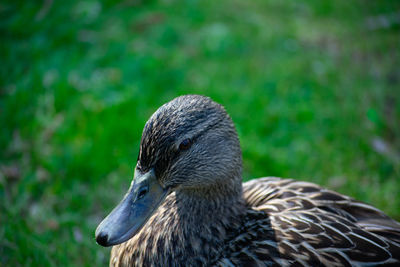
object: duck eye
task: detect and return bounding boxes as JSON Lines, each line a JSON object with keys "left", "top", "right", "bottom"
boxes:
{"left": 179, "top": 138, "right": 192, "bottom": 151}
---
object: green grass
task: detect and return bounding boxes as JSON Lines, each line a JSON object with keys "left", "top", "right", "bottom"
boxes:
{"left": 1, "top": 0, "right": 400, "bottom": 265}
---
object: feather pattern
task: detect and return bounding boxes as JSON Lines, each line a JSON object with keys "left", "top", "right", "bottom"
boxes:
{"left": 110, "top": 177, "right": 400, "bottom": 266}
{"left": 99, "top": 95, "right": 400, "bottom": 266}
{"left": 216, "top": 178, "right": 400, "bottom": 266}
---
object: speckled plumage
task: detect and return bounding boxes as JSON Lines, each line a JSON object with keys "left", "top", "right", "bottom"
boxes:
{"left": 100, "top": 95, "right": 400, "bottom": 266}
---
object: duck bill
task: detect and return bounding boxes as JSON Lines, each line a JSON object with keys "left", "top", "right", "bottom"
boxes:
{"left": 95, "top": 169, "right": 168, "bottom": 247}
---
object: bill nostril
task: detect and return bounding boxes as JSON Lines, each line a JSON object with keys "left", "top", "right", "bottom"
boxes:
{"left": 137, "top": 186, "right": 148, "bottom": 200}
{"left": 96, "top": 232, "right": 109, "bottom": 247}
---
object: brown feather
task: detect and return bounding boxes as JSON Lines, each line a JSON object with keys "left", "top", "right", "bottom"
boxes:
{"left": 101, "top": 96, "right": 400, "bottom": 266}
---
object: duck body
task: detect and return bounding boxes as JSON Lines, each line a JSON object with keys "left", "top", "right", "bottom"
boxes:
{"left": 110, "top": 178, "right": 400, "bottom": 266}
{"left": 96, "top": 95, "right": 400, "bottom": 266}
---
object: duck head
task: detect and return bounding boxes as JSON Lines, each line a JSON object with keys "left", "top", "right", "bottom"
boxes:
{"left": 95, "top": 95, "right": 242, "bottom": 247}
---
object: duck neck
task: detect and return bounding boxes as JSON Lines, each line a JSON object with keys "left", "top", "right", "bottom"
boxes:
{"left": 175, "top": 177, "right": 244, "bottom": 216}
{"left": 169, "top": 180, "right": 246, "bottom": 263}
{"left": 111, "top": 178, "right": 246, "bottom": 266}
{"left": 175, "top": 178, "right": 245, "bottom": 227}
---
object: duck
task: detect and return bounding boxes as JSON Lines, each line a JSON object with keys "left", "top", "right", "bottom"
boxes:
{"left": 95, "top": 94, "right": 400, "bottom": 266}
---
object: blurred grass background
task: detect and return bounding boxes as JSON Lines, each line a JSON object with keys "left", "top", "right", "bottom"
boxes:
{"left": 1, "top": 0, "right": 400, "bottom": 265}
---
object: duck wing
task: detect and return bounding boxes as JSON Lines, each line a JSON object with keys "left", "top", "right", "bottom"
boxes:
{"left": 218, "top": 177, "right": 400, "bottom": 266}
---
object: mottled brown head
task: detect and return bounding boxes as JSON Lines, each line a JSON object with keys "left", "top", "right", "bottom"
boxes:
{"left": 138, "top": 95, "right": 242, "bottom": 190}
{"left": 96, "top": 95, "right": 243, "bottom": 247}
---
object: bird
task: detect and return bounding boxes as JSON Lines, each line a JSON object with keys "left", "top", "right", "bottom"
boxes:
{"left": 95, "top": 94, "right": 400, "bottom": 266}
